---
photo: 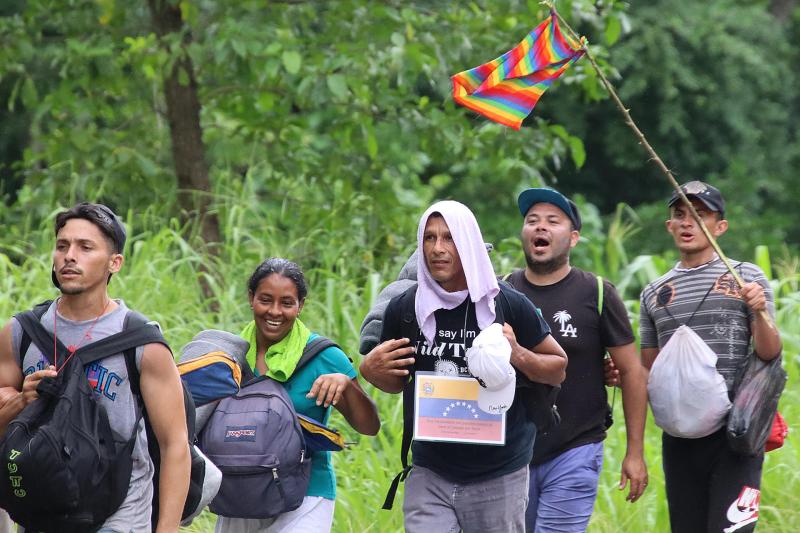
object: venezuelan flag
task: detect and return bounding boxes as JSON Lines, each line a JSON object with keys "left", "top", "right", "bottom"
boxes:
{"left": 451, "top": 11, "right": 583, "bottom": 130}
{"left": 414, "top": 373, "right": 505, "bottom": 445}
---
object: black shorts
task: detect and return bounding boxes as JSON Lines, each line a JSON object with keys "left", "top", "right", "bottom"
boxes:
{"left": 662, "top": 428, "right": 764, "bottom": 533}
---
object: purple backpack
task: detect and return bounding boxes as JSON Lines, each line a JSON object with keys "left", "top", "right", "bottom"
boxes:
{"left": 200, "top": 375, "right": 311, "bottom": 518}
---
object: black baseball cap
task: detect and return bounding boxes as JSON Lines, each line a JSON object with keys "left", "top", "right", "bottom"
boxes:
{"left": 668, "top": 181, "right": 725, "bottom": 217}
{"left": 517, "top": 188, "right": 582, "bottom": 231}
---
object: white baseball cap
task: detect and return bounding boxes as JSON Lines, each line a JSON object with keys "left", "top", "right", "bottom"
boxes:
{"left": 466, "top": 323, "right": 516, "bottom": 415}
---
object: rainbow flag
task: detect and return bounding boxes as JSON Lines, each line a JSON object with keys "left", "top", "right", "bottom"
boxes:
{"left": 451, "top": 11, "right": 584, "bottom": 130}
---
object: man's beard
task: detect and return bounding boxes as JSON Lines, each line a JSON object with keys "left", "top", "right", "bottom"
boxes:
{"left": 524, "top": 248, "right": 569, "bottom": 275}
{"left": 59, "top": 284, "right": 85, "bottom": 296}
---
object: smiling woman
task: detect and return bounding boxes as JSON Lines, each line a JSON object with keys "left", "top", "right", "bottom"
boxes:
{"left": 249, "top": 268, "right": 305, "bottom": 353}
{"left": 215, "top": 258, "right": 380, "bottom": 533}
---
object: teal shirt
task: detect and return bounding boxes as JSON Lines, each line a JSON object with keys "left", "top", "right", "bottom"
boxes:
{"left": 272, "top": 334, "right": 356, "bottom": 500}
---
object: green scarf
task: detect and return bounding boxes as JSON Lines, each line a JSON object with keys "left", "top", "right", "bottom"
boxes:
{"left": 241, "top": 318, "right": 311, "bottom": 382}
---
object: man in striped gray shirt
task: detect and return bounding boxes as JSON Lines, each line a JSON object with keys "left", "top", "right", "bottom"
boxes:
{"left": 640, "top": 181, "right": 781, "bottom": 533}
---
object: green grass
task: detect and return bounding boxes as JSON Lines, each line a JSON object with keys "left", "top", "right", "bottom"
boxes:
{"left": 1, "top": 201, "right": 797, "bottom": 533}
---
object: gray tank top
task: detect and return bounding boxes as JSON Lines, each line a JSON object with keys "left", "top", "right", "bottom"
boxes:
{"left": 11, "top": 300, "right": 154, "bottom": 533}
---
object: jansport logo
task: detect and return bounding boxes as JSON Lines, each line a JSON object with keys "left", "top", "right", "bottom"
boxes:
{"left": 224, "top": 426, "right": 257, "bottom": 442}
{"left": 724, "top": 486, "right": 760, "bottom": 533}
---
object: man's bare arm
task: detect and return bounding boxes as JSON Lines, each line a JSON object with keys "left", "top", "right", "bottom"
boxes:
{"left": 0, "top": 322, "right": 56, "bottom": 437}
{"left": 641, "top": 347, "right": 659, "bottom": 372}
{"left": 608, "top": 343, "right": 648, "bottom": 502}
{"left": 139, "top": 343, "right": 190, "bottom": 533}
{"left": 740, "top": 282, "right": 782, "bottom": 361}
{"left": 503, "top": 324, "right": 567, "bottom": 386}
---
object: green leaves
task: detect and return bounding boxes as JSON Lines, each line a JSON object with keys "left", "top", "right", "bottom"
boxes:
{"left": 0, "top": 0, "right": 626, "bottom": 271}
{"left": 567, "top": 134, "right": 586, "bottom": 168}
{"left": 605, "top": 16, "right": 622, "bottom": 45}
{"left": 549, "top": 124, "right": 586, "bottom": 169}
{"left": 281, "top": 50, "right": 302, "bottom": 74}
{"left": 326, "top": 73, "right": 349, "bottom": 100}
{"left": 562, "top": 0, "right": 799, "bottom": 257}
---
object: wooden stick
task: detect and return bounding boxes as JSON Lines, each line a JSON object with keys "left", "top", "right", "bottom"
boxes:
{"left": 545, "top": 2, "right": 774, "bottom": 327}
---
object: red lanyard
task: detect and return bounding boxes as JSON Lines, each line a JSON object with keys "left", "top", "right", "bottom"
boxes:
{"left": 52, "top": 298, "right": 111, "bottom": 372}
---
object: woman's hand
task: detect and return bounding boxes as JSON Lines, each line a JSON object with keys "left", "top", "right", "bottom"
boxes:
{"left": 306, "top": 373, "right": 351, "bottom": 407}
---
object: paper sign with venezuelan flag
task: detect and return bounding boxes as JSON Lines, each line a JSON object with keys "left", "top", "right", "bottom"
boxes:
{"left": 414, "top": 371, "right": 506, "bottom": 445}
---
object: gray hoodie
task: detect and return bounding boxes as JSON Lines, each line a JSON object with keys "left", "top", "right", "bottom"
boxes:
{"left": 358, "top": 249, "right": 419, "bottom": 355}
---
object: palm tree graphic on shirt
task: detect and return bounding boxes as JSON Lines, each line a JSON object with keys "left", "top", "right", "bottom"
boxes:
{"left": 553, "top": 310, "right": 577, "bottom": 338}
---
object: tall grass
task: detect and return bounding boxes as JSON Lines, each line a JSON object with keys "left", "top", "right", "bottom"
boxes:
{"left": 0, "top": 190, "right": 796, "bottom": 532}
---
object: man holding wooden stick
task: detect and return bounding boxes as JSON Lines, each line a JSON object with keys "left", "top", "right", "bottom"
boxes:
{"left": 639, "top": 181, "right": 781, "bottom": 533}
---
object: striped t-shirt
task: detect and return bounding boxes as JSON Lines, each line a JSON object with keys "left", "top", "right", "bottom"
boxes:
{"left": 639, "top": 258, "right": 774, "bottom": 390}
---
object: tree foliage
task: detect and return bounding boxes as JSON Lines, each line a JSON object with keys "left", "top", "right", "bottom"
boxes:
{"left": 1, "top": 0, "right": 797, "bottom": 264}
{"left": 550, "top": 0, "right": 800, "bottom": 257}
{"left": 0, "top": 0, "right": 625, "bottom": 258}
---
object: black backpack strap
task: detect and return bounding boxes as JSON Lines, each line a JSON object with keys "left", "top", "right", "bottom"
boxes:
{"left": 383, "top": 379, "right": 414, "bottom": 510}
{"left": 383, "top": 286, "right": 418, "bottom": 510}
{"left": 496, "top": 282, "right": 562, "bottom": 431}
{"left": 17, "top": 300, "right": 53, "bottom": 362}
{"left": 118, "top": 311, "right": 191, "bottom": 531}
{"left": 120, "top": 310, "right": 173, "bottom": 408}
{"left": 295, "top": 336, "right": 341, "bottom": 373}
{"left": 120, "top": 310, "right": 155, "bottom": 398}
{"left": 15, "top": 304, "right": 169, "bottom": 369}
{"left": 16, "top": 310, "right": 63, "bottom": 365}
{"left": 383, "top": 284, "right": 517, "bottom": 510}
{"left": 124, "top": 335, "right": 196, "bottom": 440}
{"left": 495, "top": 281, "right": 513, "bottom": 324}
{"left": 77, "top": 323, "right": 169, "bottom": 366}
{"left": 239, "top": 335, "right": 343, "bottom": 388}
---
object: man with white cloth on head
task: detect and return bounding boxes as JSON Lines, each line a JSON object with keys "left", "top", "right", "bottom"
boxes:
{"left": 361, "top": 200, "right": 566, "bottom": 533}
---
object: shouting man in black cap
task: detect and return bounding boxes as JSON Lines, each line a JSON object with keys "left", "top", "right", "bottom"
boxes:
{"left": 640, "top": 181, "right": 781, "bottom": 532}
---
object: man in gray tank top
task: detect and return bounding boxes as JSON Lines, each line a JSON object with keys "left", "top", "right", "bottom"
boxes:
{"left": 639, "top": 181, "right": 782, "bottom": 533}
{"left": 0, "top": 203, "right": 190, "bottom": 532}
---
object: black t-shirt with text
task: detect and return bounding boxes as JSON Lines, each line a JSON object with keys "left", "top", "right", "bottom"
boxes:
{"left": 507, "top": 268, "right": 634, "bottom": 464}
{"left": 380, "top": 286, "right": 551, "bottom": 483}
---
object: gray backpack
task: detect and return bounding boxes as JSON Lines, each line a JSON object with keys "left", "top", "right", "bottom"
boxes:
{"left": 199, "top": 336, "right": 338, "bottom": 519}
{"left": 200, "top": 375, "right": 311, "bottom": 518}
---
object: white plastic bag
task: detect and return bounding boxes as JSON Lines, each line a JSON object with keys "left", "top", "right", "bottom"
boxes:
{"left": 647, "top": 325, "right": 732, "bottom": 438}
